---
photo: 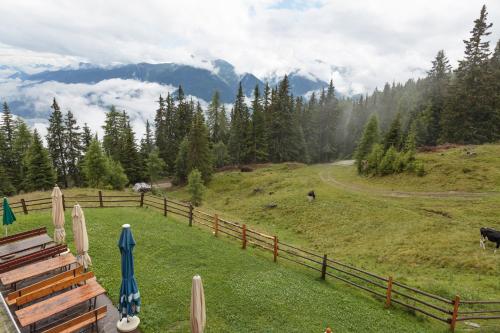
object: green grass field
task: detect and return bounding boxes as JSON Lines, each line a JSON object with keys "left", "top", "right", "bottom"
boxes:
{"left": 5, "top": 208, "right": 443, "bottom": 332}
{"left": 166, "top": 145, "right": 500, "bottom": 310}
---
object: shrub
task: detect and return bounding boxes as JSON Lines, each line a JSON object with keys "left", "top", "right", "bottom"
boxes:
{"left": 366, "top": 144, "right": 384, "bottom": 175}
{"left": 105, "top": 158, "right": 129, "bottom": 190}
{"left": 379, "top": 146, "right": 398, "bottom": 175}
{"left": 188, "top": 169, "right": 205, "bottom": 206}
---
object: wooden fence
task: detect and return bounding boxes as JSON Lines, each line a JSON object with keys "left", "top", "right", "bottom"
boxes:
{"left": 1, "top": 191, "right": 499, "bottom": 331}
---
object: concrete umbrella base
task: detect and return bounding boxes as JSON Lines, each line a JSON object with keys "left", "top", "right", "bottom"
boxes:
{"left": 117, "top": 316, "right": 140, "bottom": 332}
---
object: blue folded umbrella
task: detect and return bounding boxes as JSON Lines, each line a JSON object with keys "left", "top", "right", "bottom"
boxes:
{"left": 118, "top": 224, "right": 141, "bottom": 319}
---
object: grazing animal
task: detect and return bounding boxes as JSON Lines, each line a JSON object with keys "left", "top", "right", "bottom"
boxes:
{"left": 480, "top": 227, "right": 500, "bottom": 253}
{"left": 307, "top": 190, "right": 316, "bottom": 202}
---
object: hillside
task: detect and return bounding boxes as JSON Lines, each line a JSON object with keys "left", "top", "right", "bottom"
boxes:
{"left": 3, "top": 207, "right": 441, "bottom": 332}
{"left": 166, "top": 144, "right": 500, "bottom": 310}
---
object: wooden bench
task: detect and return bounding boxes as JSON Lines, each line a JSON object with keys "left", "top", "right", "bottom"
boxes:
{"left": 0, "top": 227, "right": 47, "bottom": 246}
{"left": 16, "top": 279, "right": 106, "bottom": 331}
{"left": 16, "top": 271, "right": 94, "bottom": 308}
{"left": 7, "top": 266, "right": 84, "bottom": 306}
{"left": 0, "top": 244, "right": 67, "bottom": 273}
{"left": 0, "top": 253, "right": 76, "bottom": 290}
{"left": 41, "top": 306, "right": 107, "bottom": 333}
{"left": 0, "top": 234, "right": 53, "bottom": 259}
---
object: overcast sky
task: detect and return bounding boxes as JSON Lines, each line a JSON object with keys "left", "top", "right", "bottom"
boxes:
{"left": 0, "top": 0, "right": 499, "bottom": 94}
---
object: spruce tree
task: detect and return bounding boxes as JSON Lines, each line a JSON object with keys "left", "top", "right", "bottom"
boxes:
{"left": 175, "top": 137, "right": 189, "bottom": 183}
{"left": 102, "top": 106, "right": 123, "bottom": 161}
{"left": 164, "top": 93, "right": 178, "bottom": 173}
{"left": 82, "top": 123, "right": 93, "bottom": 150}
{"left": 119, "top": 114, "right": 142, "bottom": 184}
{"left": 64, "top": 110, "right": 83, "bottom": 186}
{"left": 0, "top": 165, "right": 15, "bottom": 196}
{"left": 354, "top": 115, "right": 380, "bottom": 173}
{"left": 442, "top": 5, "right": 494, "bottom": 143}
{"left": 228, "top": 83, "right": 252, "bottom": 164}
{"left": 250, "top": 85, "right": 268, "bottom": 162}
{"left": 154, "top": 95, "right": 168, "bottom": 165}
{"left": 12, "top": 119, "right": 32, "bottom": 191}
{"left": 146, "top": 148, "right": 166, "bottom": 186}
{"left": 425, "top": 50, "right": 451, "bottom": 145}
{"left": 2, "top": 102, "right": 14, "bottom": 151}
{"left": 187, "top": 103, "right": 212, "bottom": 182}
{"left": 83, "top": 139, "right": 108, "bottom": 188}
{"left": 140, "top": 120, "right": 155, "bottom": 160}
{"left": 383, "top": 113, "right": 403, "bottom": 151}
{"left": 25, "top": 130, "right": 55, "bottom": 191}
{"left": 46, "top": 98, "right": 68, "bottom": 187}
{"left": 175, "top": 86, "right": 193, "bottom": 147}
{"left": 188, "top": 169, "right": 205, "bottom": 206}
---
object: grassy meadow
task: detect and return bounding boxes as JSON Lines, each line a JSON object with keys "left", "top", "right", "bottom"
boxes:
{"left": 166, "top": 144, "right": 500, "bottom": 307}
{"left": 5, "top": 208, "right": 442, "bottom": 333}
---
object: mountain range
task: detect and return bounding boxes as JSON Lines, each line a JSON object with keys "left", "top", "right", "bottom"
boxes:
{"left": 11, "top": 59, "right": 330, "bottom": 103}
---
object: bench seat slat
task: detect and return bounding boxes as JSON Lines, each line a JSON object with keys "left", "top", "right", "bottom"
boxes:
{"left": 41, "top": 306, "right": 107, "bottom": 333}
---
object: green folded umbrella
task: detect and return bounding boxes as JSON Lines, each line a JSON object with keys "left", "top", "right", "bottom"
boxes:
{"left": 3, "top": 197, "right": 16, "bottom": 236}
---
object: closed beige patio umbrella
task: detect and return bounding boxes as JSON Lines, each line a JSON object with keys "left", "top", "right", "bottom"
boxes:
{"left": 190, "top": 275, "right": 206, "bottom": 333}
{"left": 51, "top": 185, "right": 66, "bottom": 244}
{"left": 72, "top": 204, "right": 92, "bottom": 269}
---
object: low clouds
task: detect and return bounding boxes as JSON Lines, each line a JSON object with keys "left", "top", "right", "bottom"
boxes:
{"left": 0, "top": 78, "right": 177, "bottom": 139}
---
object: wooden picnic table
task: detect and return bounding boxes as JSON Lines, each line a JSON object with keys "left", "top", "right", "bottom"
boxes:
{"left": 0, "top": 234, "right": 53, "bottom": 258}
{"left": 0, "top": 253, "right": 76, "bottom": 288}
{"left": 15, "top": 279, "right": 105, "bottom": 331}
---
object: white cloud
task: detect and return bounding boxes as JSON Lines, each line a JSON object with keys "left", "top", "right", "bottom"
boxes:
{"left": 0, "top": 1, "right": 499, "bottom": 94}
{"left": 1, "top": 78, "right": 180, "bottom": 139}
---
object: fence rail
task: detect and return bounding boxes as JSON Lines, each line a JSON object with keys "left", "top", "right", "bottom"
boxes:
{"left": 1, "top": 190, "right": 499, "bottom": 331}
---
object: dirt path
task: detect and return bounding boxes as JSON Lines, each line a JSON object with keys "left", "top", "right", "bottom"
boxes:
{"left": 319, "top": 161, "right": 496, "bottom": 199}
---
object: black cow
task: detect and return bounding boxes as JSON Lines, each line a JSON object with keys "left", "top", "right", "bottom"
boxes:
{"left": 480, "top": 227, "right": 500, "bottom": 253}
{"left": 307, "top": 190, "right": 316, "bottom": 202}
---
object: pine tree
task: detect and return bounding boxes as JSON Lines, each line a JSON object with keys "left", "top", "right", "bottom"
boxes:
{"left": 0, "top": 164, "right": 15, "bottom": 196}
{"left": 175, "top": 86, "right": 193, "bottom": 147}
{"left": 228, "top": 83, "right": 252, "bottom": 164}
{"left": 354, "top": 115, "right": 380, "bottom": 173}
{"left": 64, "top": 110, "right": 83, "bottom": 186}
{"left": 188, "top": 169, "right": 205, "bottom": 206}
{"left": 442, "top": 5, "right": 494, "bottom": 143}
{"left": 425, "top": 50, "right": 451, "bottom": 145}
{"left": 2, "top": 102, "right": 14, "bottom": 151}
{"left": 154, "top": 95, "right": 168, "bottom": 166}
{"left": 82, "top": 123, "right": 93, "bottom": 150}
{"left": 12, "top": 119, "right": 32, "bottom": 191}
{"left": 384, "top": 113, "right": 403, "bottom": 151}
{"left": 208, "top": 91, "right": 230, "bottom": 144}
{"left": 140, "top": 120, "right": 155, "bottom": 160}
{"left": 102, "top": 106, "right": 123, "bottom": 161}
{"left": 119, "top": 114, "right": 142, "bottom": 184}
{"left": 164, "top": 93, "right": 178, "bottom": 173}
{"left": 46, "top": 98, "right": 68, "bottom": 187}
{"left": 187, "top": 103, "right": 213, "bottom": 182}
{"left": 25, "top": 130, "right": 55, "bottom": 191}
{"left": 146, "top": 148, "right": 166, "bottom": 186}
{"left": 250, "top": 85, "right": 268, "bottom": 162}
{"left": 104, "top": 157, "right": 128, "bottom": 190}
{"left": 83, "top": 139, "right": 108, "bottom": 188}
{"left": 175, "top": 137, "right": 189, "bottom": 183}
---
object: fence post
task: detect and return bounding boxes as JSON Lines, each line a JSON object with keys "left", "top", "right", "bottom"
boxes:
{"left": 20, "top": 198, "right": 28, "bottom": 215}
{"left": 98, "top": 191, "right": 103, "bottom": 208}
{"left": 242, "top": 224, "right": 247, "bottom": 249}
{"left": 189, "top": 203, "right": 193, "bottom": 226}
{"left": 320, "top": 254, "right": 328, "bottom": 280}
{"left": 273, "top": 236, "right": 278, "bottom": 262}
{"left": 385, "top": 276, "right": 393, "bottom": 308}
{"left": 163, "top": 197, "right": 167, "bottom": 217}
{"left": 140, "top": 193, "right": 144, "bottom": 208}
{"left": 214, "top": 214, "right": 219, "bottom": 237}
{"left": 62, "top": 195, "right": 66, "bottom": 211}
{"left": 450, "top": 295, "right": 460, "bottom": 332}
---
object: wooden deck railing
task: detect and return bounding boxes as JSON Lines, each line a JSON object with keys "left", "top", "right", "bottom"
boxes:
{"left": 1, "top": 191, "right": 499, "bottom": 331}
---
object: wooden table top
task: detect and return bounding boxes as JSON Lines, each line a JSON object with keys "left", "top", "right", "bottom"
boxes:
{"left": 0, "top": 253, "right": 76, "bottom": 286}
{"left": 16, "top": 279, "right": 105, "bottom": 327}
{"left": 0, "top": 234, "right": 52, "bottom": 257}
